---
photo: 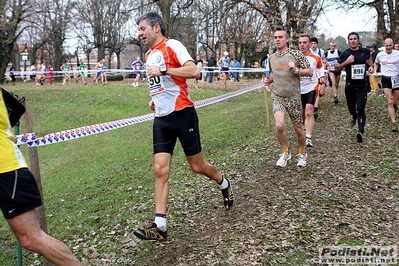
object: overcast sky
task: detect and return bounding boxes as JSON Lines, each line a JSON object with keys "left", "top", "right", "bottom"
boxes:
{"left": 316, "top": 6, "right": 376, "bottom": 38}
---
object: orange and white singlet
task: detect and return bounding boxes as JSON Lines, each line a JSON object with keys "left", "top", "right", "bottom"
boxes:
{"left": 300, "top": 53, "right": 324, "bottom": 94}
{"left": 145, "top": 37, "right": 195, "bottom": 117}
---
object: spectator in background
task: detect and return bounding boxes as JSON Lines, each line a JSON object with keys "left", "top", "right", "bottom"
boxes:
{"left": 39, "top": 62, "right": 46, "bottom": 85}
{"left": 194, "top": 55, "right": 203, "bottom": 88}
{"left": 30, "top": 63, "right": 37, "bottom": 84}
{"left": 205, "top": 55, "right": 216, "bottom": 83}
{"left": 229, "top": 62, "right": 235, "bottom": 82}
{"left": 48, "top": 64, "right": 53, "bottom": 85}
{"left": 394, "top": 43, "right": 399, "bottom": 51}
{"left": 218, "top": 51, "right": 231, "bottom": 88}
{"left": 261, "top": 48, "right": 275, "bottom": 78}
{"left": 368, "top": 43, "right": 380, "bottom": 96}
{"left": 231, "top": 58, "right": 240, "bottom": 82}
{"left": 8, "top": 64, "right": 16, "bottom": 85}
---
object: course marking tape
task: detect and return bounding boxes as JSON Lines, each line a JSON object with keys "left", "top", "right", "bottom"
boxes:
{"left": 14, "top": 83, "right": 264, "bottom": 147}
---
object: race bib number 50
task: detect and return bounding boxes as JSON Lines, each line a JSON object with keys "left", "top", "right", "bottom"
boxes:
{"left": 351, "top": 64, "right": 365, "bottom": 80}
{"left": 148, "top": 76, "right": 166, "bottom": 96}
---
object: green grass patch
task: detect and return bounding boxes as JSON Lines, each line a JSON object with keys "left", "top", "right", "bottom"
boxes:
{"left": 0, "top": 83, "right": 265, "bottom": 265}
{"left": 1, "top": 81, "right": 398, "bottom": 265}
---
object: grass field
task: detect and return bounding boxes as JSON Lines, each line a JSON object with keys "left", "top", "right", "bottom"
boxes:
{"left": 0, "top": 78, "right": 398, "bottom": 265}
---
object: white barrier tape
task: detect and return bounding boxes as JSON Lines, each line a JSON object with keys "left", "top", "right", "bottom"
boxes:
{"left": 5, "top": 68, "right": 267, "bottom": 77}
{"left": 14, "top": 114, "right": 154, "bottom": 147}
{"left": 14, "top": 83, "right": 264, "bottom": 147}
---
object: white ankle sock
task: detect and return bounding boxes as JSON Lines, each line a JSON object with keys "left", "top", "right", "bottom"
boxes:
{"left": 218, "top": 177, "right": 228, "bottom": 190}
{"left": 154, "top": 216, "right": 166, "bottom": 232}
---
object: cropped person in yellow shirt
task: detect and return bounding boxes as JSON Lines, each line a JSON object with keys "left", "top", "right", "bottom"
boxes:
{"left": 0, "top": 88, "right": 83, "bottom": 265}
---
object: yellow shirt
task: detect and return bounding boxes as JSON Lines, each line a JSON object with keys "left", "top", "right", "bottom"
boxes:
{"left": 0, "top": 92, "right": 27, "bottom": 173}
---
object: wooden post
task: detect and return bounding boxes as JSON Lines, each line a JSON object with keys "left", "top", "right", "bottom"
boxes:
{"left": 263, "top": 87, "right": 271, "bottom": 128}
{"left": 23, "top": 100, "right": 52, "bottom": 266}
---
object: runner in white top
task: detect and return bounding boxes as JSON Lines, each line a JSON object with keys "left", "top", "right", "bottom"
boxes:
{"left": 132, "top": 12, "right": 234, "bottom": 242}
{"left": 373, "top": 38, "right": 399, "bottom": 132}
{"left": 310, "top": 37, "right": 325, "bottom": 59}
{"left": 299, "top": 35, "right": 326, "bottom": 148}
{"left": 325, "top": 43, "right": 341, "bottom": 104}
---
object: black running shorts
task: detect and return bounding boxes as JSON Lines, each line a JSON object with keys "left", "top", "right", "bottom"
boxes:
{"left": 382, "top": 76, "right": 399, "bottom": 90}
{"left": 301, "top": 90, "right": 317, "bottom": 109}
{"left": 0, "top": 168, "right": 42, "bottom": 219}
{"left": 153, "top": 107, "right": 202, "bottom": 156}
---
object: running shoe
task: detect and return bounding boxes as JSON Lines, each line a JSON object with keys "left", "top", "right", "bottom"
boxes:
{"left": 356, "top": 132, "right": 363, "bottom": 143}
{"left": 306, "top": 137, "right": 313, "bottom": 147}
{"left": 297, "top": 153, "right": 307, "bottom": 167}
{"left": 276, "top": 152, "right": 291, "bottom": 167}
{"left": 334, "top": 96, "right": 339, "bottom": 104}
{"left": 133, "top": 223, "right": 167, "bottom": 241}
{"left": 392, "top": 124, "right": 398, "bottom": 132}
{"left": 221, "top": 178, "right": 234, "bottom": 210}
{"left": 313, "top": 110, "right": 318, "bottom": 120}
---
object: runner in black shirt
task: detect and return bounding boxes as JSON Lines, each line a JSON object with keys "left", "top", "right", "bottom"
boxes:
{"left": 335, "top": 32, "right": 373, "bottom": 143}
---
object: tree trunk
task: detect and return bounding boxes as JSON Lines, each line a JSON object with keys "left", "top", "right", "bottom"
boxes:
{"left": 116, "top": 51, "right": 121, "bottom": 69}
{"left": 155, "top": 0, "right": 174, "bottom": 36}
{"left": 98, "top": 44, "right": 106, "bottom": 61}
{"left": 373, "top": 0, "right": 386, "bottom": 41}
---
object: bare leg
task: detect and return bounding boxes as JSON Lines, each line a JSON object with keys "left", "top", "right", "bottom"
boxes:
{"left": 293, "top": 122, "right": 306, "bottom": 151}
{"left": 304, "top": 103, "right": 315, "bottom": 136}
{"left": 7, "top": 210, "right": 83, "bottom": 266}
{"left": 153, "top": 153, "right": 172, "bottom": 215}
{"left": 186, "top": 152, "right": 222, "bottom": 183}
{"left": 385, "top": 88, "right": 396, "bottom": 123}
{"left": 274, "top": 111, "right": 288, "bottom": 150}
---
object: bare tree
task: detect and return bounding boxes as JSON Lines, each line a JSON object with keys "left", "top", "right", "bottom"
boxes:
{"left": 228, "top": 0, "right": 326, "bottom": 47}
{"left": 0, "top": 0, "right": 35, "bottom": 83}
{"left": 73, "top": 0, "right": 135, "bottom": 65}
{"left": 333, "top": 0, "right": 398, "bottom": 44}
{"left": 40, "top": 0, "right": 74, "bottom": 71}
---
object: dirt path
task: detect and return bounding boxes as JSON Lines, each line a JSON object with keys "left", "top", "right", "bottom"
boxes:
{"left": 111, "top": 80, "right": 398, "bottom": 266}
